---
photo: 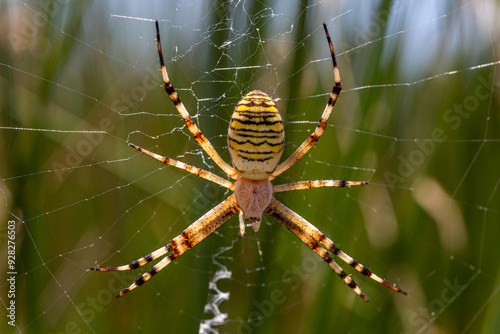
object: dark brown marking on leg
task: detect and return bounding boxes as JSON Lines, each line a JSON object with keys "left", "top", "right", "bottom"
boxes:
{"left": 135, "top": 275, "right": 147, "bottom": 287}
{"left": 183, "top": 238, "right": 193, "bottom": 249}
{"left": 155, "top": 21, "right": 166, "bottom": 68}
{"left": 347, "top": 279, "right": 357, "bottom": 289}
{"left": 129, "top": 261, "right": 141, "bottom": 269}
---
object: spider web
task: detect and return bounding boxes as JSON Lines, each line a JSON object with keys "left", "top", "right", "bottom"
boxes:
{"left": 1, "top": 0, "right": 500, "bottom": 333}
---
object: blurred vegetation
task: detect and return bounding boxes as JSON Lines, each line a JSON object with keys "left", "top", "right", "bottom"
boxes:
{"left": 1, "top": 0, "right": 499, "bottom": 333}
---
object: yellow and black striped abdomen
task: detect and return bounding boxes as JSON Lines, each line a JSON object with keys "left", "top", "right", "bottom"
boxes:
{"left": 228, "top": 90, "right": 284, "bottom": 180}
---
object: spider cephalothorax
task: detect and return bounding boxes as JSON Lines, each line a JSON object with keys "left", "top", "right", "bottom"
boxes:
{"left": 91, "top": 21, "right": 406, "bottom": 302}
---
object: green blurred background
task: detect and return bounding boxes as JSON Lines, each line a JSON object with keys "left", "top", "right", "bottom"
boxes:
{"left": 1, "top": 0, "right": 500, "bottom": 333}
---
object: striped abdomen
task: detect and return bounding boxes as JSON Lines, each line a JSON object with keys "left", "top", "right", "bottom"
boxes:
{"left": 228, "top": 90, "right": 284, "bottom": 180}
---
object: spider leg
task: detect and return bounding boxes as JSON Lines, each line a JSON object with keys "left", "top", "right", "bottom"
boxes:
{"left": 154, "top": 20, "right": 237, "bottom": 179}
{"left": 129, "top": 143, "right": 234, "bottom": 190}
{"left": 271, "top": 23, "right": 341, "bottom": 179}
{"left": 273, "top": 180, "right": 368, "bottom": 193}
{"left": 90, "top": 194, "right": 239, "bottom": 297}
{"left": 265, "top": 198, "right": 406, "bottom": 301}
{"left": 266, "top": 198, "right": 368, "bottom": 301}
{"left": 238, "top": 211, "right": 246, "bottom": 237}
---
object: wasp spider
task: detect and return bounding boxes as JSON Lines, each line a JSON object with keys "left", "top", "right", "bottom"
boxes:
{"left": 91, "top": 21, "right": 407, "bottom": 302}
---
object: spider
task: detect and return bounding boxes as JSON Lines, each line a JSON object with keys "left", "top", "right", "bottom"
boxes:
{"left": 90, "top": 21, "right": 407, "bottom": 302}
